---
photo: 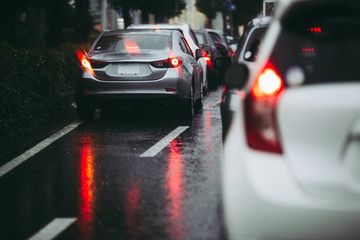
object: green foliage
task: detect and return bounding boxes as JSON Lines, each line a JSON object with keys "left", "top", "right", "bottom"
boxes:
{"left": 196, "top": 0, "right": 224, "bottom": 20}
{"left": 233, "top": 0, "right": 263, "bottom": 26}
{"left": 146, "top": 0, "right": 186, "bottom": 19}
{"left": 0, "top": 0, "right": 93, "bottom": 47}
{"left": 73, "top": 0, "right": 94, "bottom": 43}
{"left": 0, "top": 42, "right": 81, "bottom": 141}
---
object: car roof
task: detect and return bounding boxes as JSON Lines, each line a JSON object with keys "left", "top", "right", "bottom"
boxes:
{"left": 204, "top": 29, "right": 223, "bottom": 34}
{"left": 101, "top": 28, "right": 173, "bottom": 36}
{"left": 128, "top": 24, "right": 191, "bottom": 32}
{"left": 247, "top": 16, "right": 273, "bottom": 28}
{"left": 193, "top": 29, "right": 207, "bottom": 33}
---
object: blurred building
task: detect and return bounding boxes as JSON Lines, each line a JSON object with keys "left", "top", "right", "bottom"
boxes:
{"left": 88, "top": 0, "right": 224, "bottom": 31}
{"left": 89, "top": 0, "right": 122, "bottom": 31}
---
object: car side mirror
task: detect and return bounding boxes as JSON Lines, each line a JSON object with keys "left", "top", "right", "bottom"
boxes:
{"left": 195, "top": 49, "right": 203, "bottom": 60}
{"left": 224, "top": 64, "right": 249, "bottom": 89}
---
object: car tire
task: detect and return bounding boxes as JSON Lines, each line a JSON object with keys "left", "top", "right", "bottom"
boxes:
{"left": 181, "top": 84, "right": 194, "bottom": 121}
{"left": 204, "top": 70, "right": 209, "bottom": 95}
{"left": 77, "top": 101, "right": 95, "bottom": 120}
{"left": 195, "top": 81, "right": 203, "bottom": 111}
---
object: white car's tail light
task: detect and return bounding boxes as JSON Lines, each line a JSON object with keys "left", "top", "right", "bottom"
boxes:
{"left": 245, "top": 63, "right": 284, "bottom": 153}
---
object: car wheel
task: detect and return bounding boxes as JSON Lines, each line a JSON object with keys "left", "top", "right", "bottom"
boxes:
{"left": 181, "top": 84, "right": 194, "bottom": 121}
{"left": 77, "top": 101, "right": 95, "bottom": 120}
{"left": 203, "top": 71, "right": 208, "bottom": 95}
{"left": 195, "top": 81, "right": 203, "bottom": 111}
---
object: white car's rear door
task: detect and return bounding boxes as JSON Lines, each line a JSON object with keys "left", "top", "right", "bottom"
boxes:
{"left": 278, "top": 83, "right": 360, "bottom": 200}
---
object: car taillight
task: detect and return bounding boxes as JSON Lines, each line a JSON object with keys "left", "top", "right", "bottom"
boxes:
{"left": 245, "top": 63, "right": 284, "bottom": 154}
{"left": 151, "top": 57, "right": 183, "bottom": 68}
{"left": 170, "top": 57, "right": 181, "bottom": 68}
{"left": 76, "top": 50, "right": 108, "bottom": 71}
{"left": 76, "top": 50, "right": 95, "bottom": 76}
{"left": 76, "top": 50, "right": 92, "bottom": 70}
{"left": 89, "top": 60, "right": 108, "bottom": 69}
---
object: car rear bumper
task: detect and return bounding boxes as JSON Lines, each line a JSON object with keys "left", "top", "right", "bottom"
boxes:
{"left": 222, "top": 113, "right": 360, "bottom": 240}
{"left": 76, "top": 70, "right": 191, "bottom": 108}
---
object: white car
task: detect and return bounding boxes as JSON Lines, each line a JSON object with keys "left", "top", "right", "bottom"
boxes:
{"left": 222, "top": 0, "right": 360, "bottom": 239}
{"left": 128, "top": 23, "right": 209, "bottom": 96}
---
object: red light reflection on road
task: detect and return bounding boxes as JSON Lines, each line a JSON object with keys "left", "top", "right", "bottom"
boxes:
{"left": 78, "top": 136, "right": 96, "bottom": 238}
{"left": 166, "top": 139, "right": 185, "bottom": 238}
{"left": 205, "top": 111, "right": 213, "bottom": 161}
{"left": 125, "top": 181, "right": 141, "bottom": 240}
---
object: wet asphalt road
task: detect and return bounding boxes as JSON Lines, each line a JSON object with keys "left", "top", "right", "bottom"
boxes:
{"left": 0, "top": 88, "right": 225, "bottom": 240}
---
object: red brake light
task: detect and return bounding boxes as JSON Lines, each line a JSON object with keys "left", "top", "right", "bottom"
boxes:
{"left": 252, "top": 68, "right": 283, "bottom": 98}
{"left": 81, "top": 58, "right": 91, "bottom": 70}
{"left": 76, "top": 50, "right": 94, "bottom": 74}
{"left": 245, "top": 63, "right": 283, "bottom": 153}
{"left": 169, "top": 57, "right": 182, "bottom": 68}
{"left": 307, "top": 27, "right": 321, "bottom": 33}
{"left": 151, "top": 57, "right": 183, "bottom": 68}
{"left": 202, "top": 51, "right": 213, "bottom": 70}
{"left": 170, "top": 58, "right": 180, "bottom": 67}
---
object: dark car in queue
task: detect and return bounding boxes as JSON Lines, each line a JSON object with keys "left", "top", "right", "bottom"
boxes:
{"left": 76, "top": 29, "right": 203, "bottom": 120}
{"left": 194, "top": 29, "right": 222, "bottom": 89}
{"left": 220, "top": 17, "right": 271, "bottom": 139}
{"left": 205, "top": 29, "right": 235, "bottom": 57}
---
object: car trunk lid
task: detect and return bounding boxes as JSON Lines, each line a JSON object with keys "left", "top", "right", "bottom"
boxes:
{"left": 89, "top": 50, "right": 170, "bottom": 81}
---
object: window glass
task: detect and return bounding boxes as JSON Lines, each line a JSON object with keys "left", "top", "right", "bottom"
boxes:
{"left": 243, "top": 27, "right": 267, "bottom": 62}
{"left": 272, "top": 3, "right": 360, "bottom": 85}
{"left": 209, "top": 32, "right": 222, "bottom": 44}
{"left": 181, "top": 38, "right": 193, "bottom": 56}
{"left": 195, "top": 32, "right": 206, "bottom": 45}
{"left": 189, "top": 29, "right": 200, "bottom": 45}
{"left": 179, "top": 39, "right": 187, "bottom": 53}
{"left": 94, "top": 34, "right": 170, "bottom": 51}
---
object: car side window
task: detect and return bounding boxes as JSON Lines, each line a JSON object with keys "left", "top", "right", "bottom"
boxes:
{"left": 189, "top": 29, "right": 200, "bottom": 46}
{"left": 181, "top": 38, "right": 194, "bottom": 57}
{"left": 179, "top": 39, "right": 187, "bottom": 53}
{"left": 243, "top": 28, "right": 267, "bottom": 62}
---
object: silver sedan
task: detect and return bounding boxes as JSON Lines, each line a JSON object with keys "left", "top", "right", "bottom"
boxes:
{"left": 75, "top": 29, "right": 203, "bottom": 120}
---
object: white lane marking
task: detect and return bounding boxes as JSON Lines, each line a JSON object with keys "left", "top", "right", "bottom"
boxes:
{"left": 140, "top": 126, "right": 189, "bottom": 158}
{"left": 28, "top": 218, "right": 76, "bottom": 240}
{"left": 0, "top": 121, "right": 82, "bottom": 178}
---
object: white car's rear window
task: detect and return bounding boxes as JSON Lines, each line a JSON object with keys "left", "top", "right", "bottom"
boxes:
{"left": 272, "top": 1, "right": 360, "bottom": 85}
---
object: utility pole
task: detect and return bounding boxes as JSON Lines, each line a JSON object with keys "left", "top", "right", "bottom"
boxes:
{"left": 101, "top": 0, "right": 108, "bottom": 31}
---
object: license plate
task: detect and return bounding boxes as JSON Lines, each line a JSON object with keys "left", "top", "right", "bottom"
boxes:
{"left": 118, "top": 63, "right": 140, "bottom": 75}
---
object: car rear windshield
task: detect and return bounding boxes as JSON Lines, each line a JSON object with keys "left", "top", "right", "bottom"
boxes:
{"left": 271, "top": 1, "right": 360, "bottom": 86}
{"left": 94, "top": 33, "right": 170, "bottom": 51}
{"left": 195, "top": 32, "right": 206, "bottom": 45}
